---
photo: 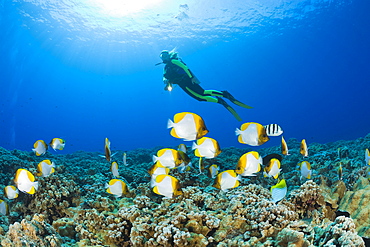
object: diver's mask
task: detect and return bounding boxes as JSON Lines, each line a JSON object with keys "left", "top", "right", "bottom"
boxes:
{"left": 160, "top": 50, "right": 170, "bottom": 63}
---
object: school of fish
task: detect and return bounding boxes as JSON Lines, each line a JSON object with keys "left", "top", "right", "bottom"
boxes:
{"left": 0, "top": 113, "right": 369, "bottom": 216}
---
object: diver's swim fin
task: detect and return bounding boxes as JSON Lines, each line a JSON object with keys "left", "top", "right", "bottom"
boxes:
{"left": 217, "top": 97, "right": 242, "bottom": 121}
{"left": 222, "top": 91, "right": 253, "bottom": 109}
{"left": 231, "top": 100, "right": 253, "bottom": 109}
{"left": 225, "top": 105, "right": 242, "bottom": 121}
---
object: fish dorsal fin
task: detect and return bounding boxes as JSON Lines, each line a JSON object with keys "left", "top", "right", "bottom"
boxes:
{"left": 155, "top": 174, "right": 168, "bottom": 183}
{"left": 26, "top": 170, "right": 35, "bottom": 182}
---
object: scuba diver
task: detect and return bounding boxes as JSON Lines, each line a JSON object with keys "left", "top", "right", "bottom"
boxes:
{"left": 157, "top": 50, "right": 252, "bottom": 121}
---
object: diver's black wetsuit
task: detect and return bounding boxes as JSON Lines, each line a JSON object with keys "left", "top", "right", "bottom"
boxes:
{"left": 163, "top": 58, "right": 222, "bottom": 102}
{"left": 162, "top": 58, "right": 252, "bottom": 121}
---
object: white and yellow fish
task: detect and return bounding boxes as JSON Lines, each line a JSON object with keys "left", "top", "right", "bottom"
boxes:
{"left": 208, "top": 164, "right": 219, "bottom": 178}
{"left": 167, "top": 112, "right": 208, "bottom": 141}
{"left": 49, "top": 138, "right": 65, "bottom": 151}
{"left": 300, "top": 139, "right": 308, "bottom": 157}
{"left": 4, "top": 185, "right": 19, "bottom": 199}
{"left": 152, "top": 148, "right": 182, "bottom": 169}
{"left": 14, "top": 169, "right": 39, "bottom": 194}
{"left": 263, "top": 158, "right": 281, "bottom": 179}
{"left": 32, "top": 140, "right": 48, "bottom": 156}
{"left": 152, "top": 174, "right": 182, "bottom": 198}
{"left": 123, "top": 152, "right": 128, "bottom": 166}
{"left": 111, "top": 162, "right": 120, "bottom": 178}
{"left": 0, "top": 200, "right": 9, "bottom": 216}
{"left": 192, "top": 137, "right": 221, "bottom": 159}
{"left": 37, "top": 160, "right": 56, "bottom": 177}
{"left": 105, "top": 179, "right": 128, "bottom": 197}
{"left": 148, "top": 163, "right": 170, "bottom": 180}
{"left": 297, "top": 161, "right": 312, "bottom": 180}
{"left": 365, "top": 149, "right": 370, "bottom": 166}
{"left": 235, "top": 122, "right": 269, "bottom": 146}
{"left": 281, "top": 136, "right": 289, "bottom": 156}
{"left": 271, "top": 179, "right": 287, "bottom": 203}
{"left": 264, "top": 124, "right": 283, "bottom": 137}
{"left": 235, "top": 151, "right": 262, "bottom": 176}
{"left": 214, "top": 170, "right": 241, "bottom": 192}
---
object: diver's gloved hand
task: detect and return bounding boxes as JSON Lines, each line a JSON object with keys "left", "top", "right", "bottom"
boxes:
{"left": 164, "top": 80, "right": 173, "bottom": 91}
{"left": 191, "top": 77, "right": 201, "bottom": 84}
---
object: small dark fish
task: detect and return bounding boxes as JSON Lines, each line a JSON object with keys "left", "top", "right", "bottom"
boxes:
{"left": 335, "top": 210, "right": 350, "bottom": 218}
{"left": 263, "top": 153, "right": 283, "bottom": 166}
{"left": 362, "top": 237, "right": 370, "bottom": 247}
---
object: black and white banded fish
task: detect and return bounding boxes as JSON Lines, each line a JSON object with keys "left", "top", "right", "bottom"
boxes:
{"left": 264, "top": 124, "right": 283, "bottom": 137}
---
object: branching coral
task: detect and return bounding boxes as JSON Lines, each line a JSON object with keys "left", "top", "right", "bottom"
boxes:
{"left": 314, "top": 216, "right": 365, "bottom": 246}
{"left": 287, "top": 180, "right": 326, "bottom": 222}
{"left": 1, "top": 214, "right": 62, "bottom": 247}
{"left": 14, "top": 174, "right": 81, "bottom": 223}
{"left": 339, "top": 176, "right": 370, "bottom": 238}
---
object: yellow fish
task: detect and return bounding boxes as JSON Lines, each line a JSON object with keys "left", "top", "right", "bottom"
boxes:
{"left": 4, "top": 185, "right": 19, "bottom": 199}
{"left": 49, "top": 138, "right": 65, "bottom": 151}
{"left": 235, "top": 151, "right": 262, "bottom": 176}
{"left": 178, "top": 144, "right": 187, "bottom": 153}
{"left": 297, "top": 161, "right": 311, "bottom": 179}
{"left": 263, "top": 158, "right": 281, "bottom": 179}
{"left": 235, "top": 122, "right": 269, "bottom": 146}
{"left": 300, "top": 139, "right": 308, "bottom": 157}
{"left": 365, "top": 149, "right": 370, "bottom": 166}
{"left": 14, "top": 169, "right": 39, "bottom": 194}
{"left": 281, "top": 136, "right": 289, "bottom": 155}
{"left": 177, "top": 150, "right": 192, "bottom": 173}
{"left": 104, "top": 138, "right": 112, "bottom": 162}
{"left": 152, "top": 174, "right": 182, "bottom": 198}
{"left": 192, "top": 137, "right": 221, "bottom": 159}
{"left": 338, "top": 163, "right": 343, "bottom": 180}
{"left": 32, "top": 140, "right": 48, "bottom": 156}
{"left": 123, "top": 152, "right": 128, "bottom": 166}
{"left": 105, "top": 179, "right": 128, "bottom": 197}
{"left": 37, "top": 160, "right": 56, "bottom": 177}
{"left": 0, "top": 200, "right": 9, "bottom": 216}
{"left": 208, "top": 164, "right": 219, "bottom": 178}
{"left": 111, "top": 162, "right": 119, "bottom": 178}
{"left": 214, "top": 170, "right": 241, "bottom": 192}
{"left": 271, "top": 179, "right": 287, "bottom": 203}
{"left": 167, "top": 112, "right": 209, "bottom": 141}
{"left": 152, "top": 148, "right": 183, "bottom": 169}
{"left": 148, "top": 163, "right": 170, "bottom": 179}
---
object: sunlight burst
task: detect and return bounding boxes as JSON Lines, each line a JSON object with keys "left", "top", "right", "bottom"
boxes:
{"left": 90, "top": 0, "right": 164, "bottom": 17}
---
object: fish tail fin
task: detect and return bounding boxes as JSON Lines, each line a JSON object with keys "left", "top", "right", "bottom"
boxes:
{"left": 167, "top": 119, "right": 175, "bottom": 129}
{"left": 152, "top": 155, "right": 158, "bottom": 163}
{"left": 150, "top": 178, "right": 157, "bottom": 188}
{"left": 191, "top": 142, "right": 198, "bottom": 150}
{"left": 34, "top": 181, "right": 39, "bottom": 191}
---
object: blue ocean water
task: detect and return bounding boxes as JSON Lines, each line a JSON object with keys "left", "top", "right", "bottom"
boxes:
{"left": 0, "top": 0, "right": 369, "bottom": 154}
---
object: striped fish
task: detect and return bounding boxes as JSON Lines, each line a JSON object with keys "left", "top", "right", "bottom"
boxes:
{"left": 264, "top": 124, "right": 283, "bottom": 137}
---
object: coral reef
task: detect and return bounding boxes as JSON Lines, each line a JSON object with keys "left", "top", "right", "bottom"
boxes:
{"left": 0, "top": 133, "right": 369, "bottom": 245}
{"left": 339, "top": 176, "right": 370, "bottom": 238}
{"left": 314, "top": 216, "right": 365, "bottom": 246}
{"left": 1, "top": 214, "right": 62, "bottom": 246}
